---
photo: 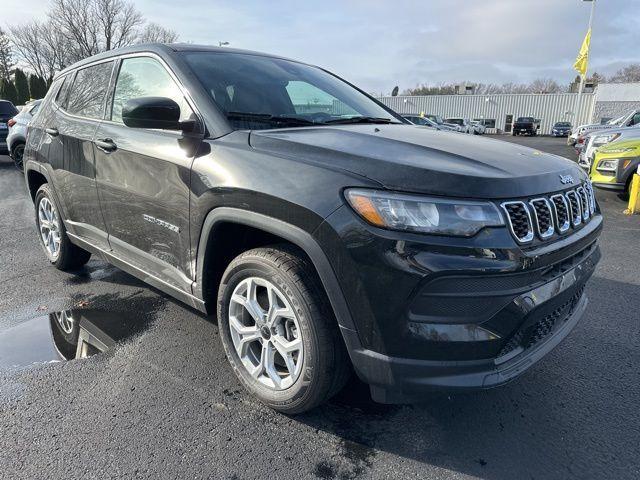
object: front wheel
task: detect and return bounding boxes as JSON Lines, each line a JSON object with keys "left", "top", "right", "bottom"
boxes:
{"left": 217, "top": 246, "right": 350, "bottom": 414}
{"left": 34, "top": 184, "right": 91, "bottom": 271}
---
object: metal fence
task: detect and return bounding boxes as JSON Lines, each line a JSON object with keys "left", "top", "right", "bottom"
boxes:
{"left": 377, "top": 93, "right": 596, "bottom": 134}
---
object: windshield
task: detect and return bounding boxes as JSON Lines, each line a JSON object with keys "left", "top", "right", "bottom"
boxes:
{"left": 517, "top": 117, "right": 534, "bottom": 122}
{"left": 182, "top": 52, "right": 401, "bottom": 130}
{"left": 555, "top": 122, "right": 571, "bottom": 127}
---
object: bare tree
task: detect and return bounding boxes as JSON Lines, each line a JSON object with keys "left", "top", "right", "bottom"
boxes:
{"left": 138, "top": 23, "right": 179, "bottom": 44}
{"left": 9, "top": 0, "right": 178, "bottom": 81}
{"left": 9, "top": 21, "right": 69, "bottom": 82}
{"left": 609, "top": 64, "right": 640, "bottom": 83}
{"left": 0, "top": 27, "right": 14, "bottom": 80}
{"left": 528, "top": 78, "right": 562, "bottom": 94}
{"left": 93, "top": 0, "right": 144, "bottom": 50}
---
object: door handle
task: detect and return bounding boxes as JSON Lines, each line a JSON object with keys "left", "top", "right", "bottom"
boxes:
{"left": 45, "top": 127, "right": 59, "bottom": 137}
{"left": 95, "top": 138, "right": 117, "bottom": 153}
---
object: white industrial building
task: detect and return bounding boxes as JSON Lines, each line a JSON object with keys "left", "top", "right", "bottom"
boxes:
{"left": 377, "top": 83, "right": 640, "bottom": 134}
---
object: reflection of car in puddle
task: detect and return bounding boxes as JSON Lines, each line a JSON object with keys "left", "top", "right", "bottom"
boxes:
{"left": 0, "top": 309, "right": 151, "bottom": 368}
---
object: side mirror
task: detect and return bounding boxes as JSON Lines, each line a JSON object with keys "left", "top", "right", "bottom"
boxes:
{"left": 122, "top": 97, "right": 194, "bottom": 132}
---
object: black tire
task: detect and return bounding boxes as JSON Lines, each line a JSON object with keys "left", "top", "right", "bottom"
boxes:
{"left": 217, "top": 245, "right": 350, "bottom": 414}
{"left": 49, "top": 311, "right": 80, "bottom": 360}
{"left": 512, "top": 131, "right": 518, "bottom": 136}
{"left": 34, "top": 184, "right": 91, "bottom": 271}
{"left": 11, "top": 142, "right": 25, "bottom": 171}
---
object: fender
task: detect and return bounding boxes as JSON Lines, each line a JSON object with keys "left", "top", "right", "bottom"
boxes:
{"left": 194, "top": 207, "right": 357, "bottom": 332}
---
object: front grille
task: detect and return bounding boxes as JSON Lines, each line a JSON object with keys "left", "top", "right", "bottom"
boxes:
{"left": 550, "top": 194, "right": 570, "bottom": 233}
{"left": 565, "top": 190, "right": 582, "bottom": 227}
{"left": 577, "top": 186, "right": 590, "bottom": 221}
{"left": 529, "top": 198, "right": 554, "bottom": 239}
{"left": 501, "top": 182, "right": 596, "bottom": 244}
{"left": 501, "top": 201, "right": 533, "bottom": 242}
{"left": 498, "top": 286, "right": 584, "bottom": 358}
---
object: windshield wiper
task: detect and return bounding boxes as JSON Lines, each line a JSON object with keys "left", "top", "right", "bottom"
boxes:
{"left": 226, "top": 112, "right": 316, "bottom": 126}
{"left": 321, "top": 116, "right": 396, "bottom": 125}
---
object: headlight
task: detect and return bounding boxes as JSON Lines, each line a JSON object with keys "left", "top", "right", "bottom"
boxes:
{"left": 592, "top": 133, "right": 621, "bottom": 146}
{"left": 345, "top": 189, "right": 504, "bottom": 236}
{"left": 596, "top": 159, "right": 619, "bottom": 172}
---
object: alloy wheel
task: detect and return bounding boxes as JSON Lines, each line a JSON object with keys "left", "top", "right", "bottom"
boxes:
{"left": 54, "top": 310, "right": 75, "bottom": 334}
{"left": 38, "top": 197, "right": 62, "bottom": 259}
{"left": 228, "top": 277, "right": 304, "bottom": 390}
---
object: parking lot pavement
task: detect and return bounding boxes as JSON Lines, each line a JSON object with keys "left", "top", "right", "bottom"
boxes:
{"left": 1, "top": 139, "right": 639, "bottom": 480}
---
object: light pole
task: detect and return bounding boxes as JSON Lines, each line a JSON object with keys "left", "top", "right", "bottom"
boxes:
{"left": 574, "top": 0, "right": 596, "bottom": 125}
{"left": 219, "top": 41, "right": 230, "bottom": 47}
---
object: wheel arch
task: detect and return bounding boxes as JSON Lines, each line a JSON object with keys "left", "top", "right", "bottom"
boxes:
{"left": 195, "top": 207, "right": 356, "bottom": 333}
{"left": 25, "top": 165, "right": 49, "bottom": 201}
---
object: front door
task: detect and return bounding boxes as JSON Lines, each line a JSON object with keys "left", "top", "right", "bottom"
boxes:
{"left": 94, "top": 55, "right": 199, "bottom": 293}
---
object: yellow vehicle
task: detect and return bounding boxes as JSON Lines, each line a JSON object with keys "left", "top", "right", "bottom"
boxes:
{"left": 590, "top": 139, "right": 640, "bottom": 194}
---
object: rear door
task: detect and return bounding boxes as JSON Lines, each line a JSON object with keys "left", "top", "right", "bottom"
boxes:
{"left": 48, "top": 60, "right": 115, "bottom": 250}
{"left": 93, "top": 55, "right": 200, "bottom": 294}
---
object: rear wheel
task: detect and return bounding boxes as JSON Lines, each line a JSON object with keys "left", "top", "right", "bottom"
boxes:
{"left": 217, "top": 246, "right": 350, "bottom": 414}
{"left": 34, "top": 184, "right": 91, "bottom": 271}
{"left": 11, "top": 142, "right": 25, "bottom": 171}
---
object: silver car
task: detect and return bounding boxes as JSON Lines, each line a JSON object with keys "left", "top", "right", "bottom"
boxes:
{"left": 578, "top": 125, "right": 640, "bottom": 170}
{"left": 7, "top": 99, "right": 42, "bottom": 170}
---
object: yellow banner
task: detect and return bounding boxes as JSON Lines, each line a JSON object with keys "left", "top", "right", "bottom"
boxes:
{"left": 573, "top": 29, "right": 591, "bottom": 76}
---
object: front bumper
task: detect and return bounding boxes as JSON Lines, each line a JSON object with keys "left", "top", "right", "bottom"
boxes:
{"left": 342, "top": 245, "right": 598, "bottom": 402}
{"left": 320, "top": 202, "right": 602, "bottom": 402}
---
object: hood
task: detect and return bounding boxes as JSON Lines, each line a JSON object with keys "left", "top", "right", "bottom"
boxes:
{"left": 249, "top": 124, "right": 586, "bottom": 199}
{"left": 597, "top": 139, "right": 640, "bottom": 157}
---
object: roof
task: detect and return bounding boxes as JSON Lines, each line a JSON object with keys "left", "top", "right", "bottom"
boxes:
{"left": 55, "top": 43, "right": 301, "bottom": 79}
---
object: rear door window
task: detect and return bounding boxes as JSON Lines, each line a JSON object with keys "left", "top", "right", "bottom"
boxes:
{"left": 54, "top": 75, "right": 73, "bottom": 109}
{"left": 66, "top": 61, "right": 114, "bottom": 119}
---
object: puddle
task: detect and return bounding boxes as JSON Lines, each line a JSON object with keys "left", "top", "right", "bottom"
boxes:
{"left": 0, "top": 308, "right": 154, "bottom": 368}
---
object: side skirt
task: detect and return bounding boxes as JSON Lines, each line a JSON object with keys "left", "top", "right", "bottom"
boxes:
{"left": 67, "top": 232, "right": 207, "bottom": 313}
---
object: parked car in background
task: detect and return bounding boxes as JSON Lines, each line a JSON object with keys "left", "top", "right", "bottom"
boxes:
{"left": 512, "top": 117, "right": 540, "bottom": 136}
{"left": 424, "top": 114, "right": 458, "bottom": 132}
{"left": 401, "top": 114, "right": 439, "bottom": 129}
{"left": 589, "top": 139, "right": 640, "bottom": 195}
{"left": 24, "top": 43, "right": 602, "bottom": 413}
{"left": 551, "top": 122, "right": 572, "bottom": 137}
{"left": 578, "top": 125, "right": 640, "bottom": 170}
{"left": 445, "top": 117, "right": 473, "bottom": 134}
{"left": 470, "top": 120, "right": 486, "bottom": 135}
{"left": 7, "top": 99, "right": 42, "bottom": 170}
{"left": 0, "top": 100, "right": 19, "bottom": 156}
{"left": 568, "top": 110, "right": 640, "bottom": 146}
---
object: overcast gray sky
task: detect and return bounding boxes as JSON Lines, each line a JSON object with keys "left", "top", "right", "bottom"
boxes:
{"left": 3, "top": 0, "right": 639, "bottom": 93}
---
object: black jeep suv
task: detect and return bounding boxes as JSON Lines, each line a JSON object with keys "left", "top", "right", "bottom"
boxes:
{"left": 24, "top": 44, "right": 602, "bottom": 413}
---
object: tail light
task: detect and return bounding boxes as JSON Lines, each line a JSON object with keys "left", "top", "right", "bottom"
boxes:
{"left": 7, "top": 118, "right": 16, "bottom": 127}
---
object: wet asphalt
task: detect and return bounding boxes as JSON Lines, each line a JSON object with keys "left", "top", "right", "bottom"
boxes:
{"left": 0, "top": 136, "right": 639, "bottom": 480}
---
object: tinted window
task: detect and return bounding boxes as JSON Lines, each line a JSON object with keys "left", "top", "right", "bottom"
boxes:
{"left": 631, "top": 113, "right": 640, "bottom": 126}
{"left": 517, "top": 117, "right": 534, "bottom": 122}
{"left": 0, "top": 101, "right": 18, "bottom": 115}
{"left": 54, "top": 76, "right": 72, "bottom": 108}
{"left": 66, "top": 61, "right": 114, "bottom": 119}
{"left": 111, "top": 56, "right": 192, "bottom": 123}
{"left": 182, "top": 52, "right": 398, "bottom": 130}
